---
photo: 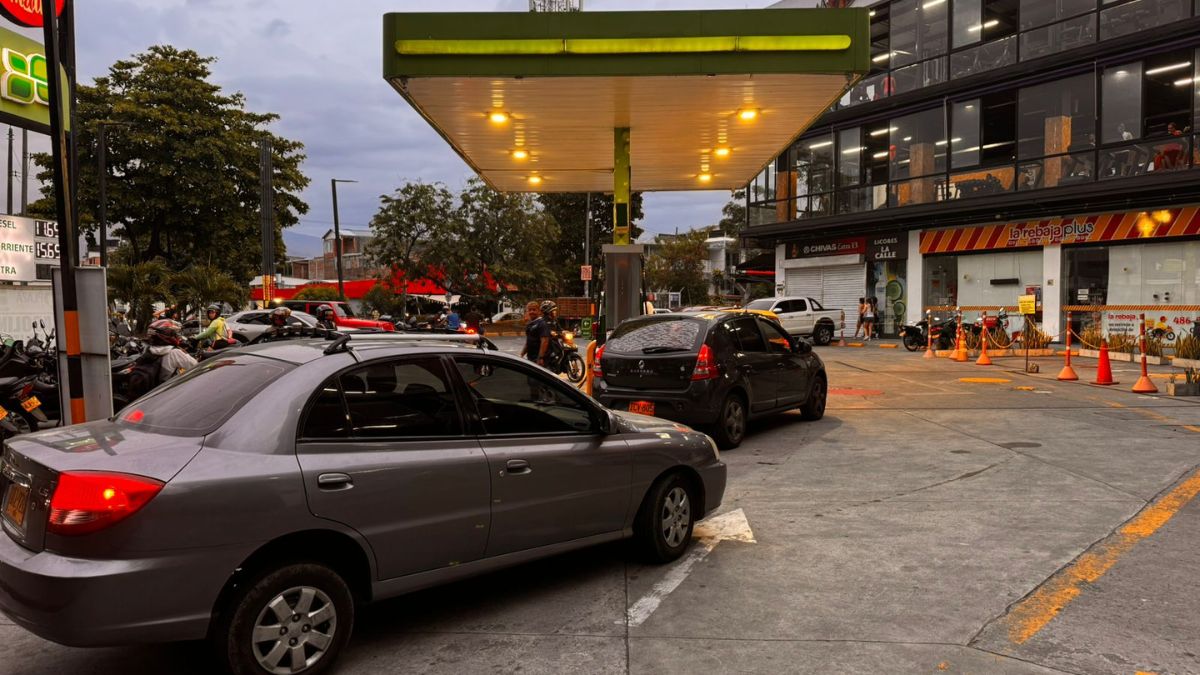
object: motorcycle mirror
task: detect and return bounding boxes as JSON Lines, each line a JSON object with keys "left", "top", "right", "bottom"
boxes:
{"left": 40, "top": 320, "right": 46, "bottom": 330}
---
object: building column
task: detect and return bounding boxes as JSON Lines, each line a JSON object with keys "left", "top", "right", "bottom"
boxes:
{"left": 1042, "top": 244, "right": 1062, "bottom": 342}
{"left": 906, "top": 229, "right": 923, "bottom": 325}
{"left": 775, "top": 243, "right": 787, "bottom": 296}
{"left": 603, "top": 127, "right": 643, "bottom": 332}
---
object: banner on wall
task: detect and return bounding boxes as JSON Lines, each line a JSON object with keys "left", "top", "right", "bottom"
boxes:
{"left": 920, "top": 207, "right": 1200, "bottom": 254}
{"left": 1101, "top": 311, "right": 1199, "bottom": 338}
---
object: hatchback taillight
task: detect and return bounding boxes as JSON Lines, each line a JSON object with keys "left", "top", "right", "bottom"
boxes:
{"left": 592, "top": 344, "right": 605, "bottom": 379}
{"left": 692, "top": 344, "right": 718, "bottom": 380}
{"left": 48, "top": 471, "right": 164, "bottom": 536}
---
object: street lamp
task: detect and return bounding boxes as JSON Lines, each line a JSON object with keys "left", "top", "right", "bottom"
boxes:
{"left": 97, "top": 121, "right": 130, "bottom": 267}
{"left": 330, "top": 178, "right": 357, "bottom": 299}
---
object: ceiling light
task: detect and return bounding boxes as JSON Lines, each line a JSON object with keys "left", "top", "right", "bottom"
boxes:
{"left": 527, "top": 175, "right": 542, "bottom": 185}
{"left": 808, "top": 140, "right": 833, "bottom": 149}
{"left": 737, "top": 109, "right": 759, "bottom": 121}
{"left": 921, "top": 0, "right": 945, "bottom": 8}
{"left": 1146, "top": 62, "right": 1191, "bottom": 76}
{"left": 698, "top": 173, "right": 713, "bottom": 183}
{"left": 968, "top": 20, "right": 999, "bottom": 32}
{"left": 488, "top": 111, "right": 510, "bottom": 124}
{"left": 869, "top": 126, "right": 897, "bottom": 136}
{"left": 511, "top": 149, "right": 529, "bottom": 160}
{"left": 714, "top": 147, "right": 731, "bottom": 158}
{"left": 872, "top": 53, "right": 890, "bottom": 63}
{"left": 842, "top": 146, "right": 863, "bottom": 155}
{"left": 903, "top": 136, "right": 912, "bottom": 142}
{"left": 872, "top": 151, "right": 889, "bottom": 159}
{"left": 1174, "top": 76, "right": 1197, "bottom": 86}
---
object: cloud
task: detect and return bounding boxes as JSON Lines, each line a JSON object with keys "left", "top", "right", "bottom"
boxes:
{"left": 69, "top": 0, "right": 773, "bottom": 243}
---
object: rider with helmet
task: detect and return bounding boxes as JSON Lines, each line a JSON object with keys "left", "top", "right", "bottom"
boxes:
{"left": 194, "top": 304, "right": 231, "bottom": 347}
{"left": 261, "top": 306, "right": 296, "bottom": 339}
{"left": 110, "top": 304, "right": 133, "bottom": 337}
{"left": 314, "top": 304, "right": 338, "bottom": 331}
{"left": 520, "top": 300, "right": 557, "bottom": 367}
{"left": 145, "top": 319, "right": 198, "bottom": 384}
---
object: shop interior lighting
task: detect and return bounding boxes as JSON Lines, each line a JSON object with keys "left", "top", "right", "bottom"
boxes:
{"left": 842, "top": 146, "right": 863, "bottom": 155}
{"left": 488, "top": 111, "right": 510, "bottom": 124}
{"left": 808, "top": 140, "right": 833, "bottom": 149}
{"left": 511, "top": 149, "right": 529, "bottom": 160}
{"left": 967, "top": 20, "right": 999, "bottom": 32}
{"left": 697, "top": 172, "right": 713, "bottom": 183}
{"left": 1146, "top": 62, "right": 1191, "bottom": 76}
{"left": 1174, "top": 76, "right": 1198, "bottom": 86}
{"left": 869, "top": 126, "right": 897, "bottom": 136}
{"left": 713, "top": 147, "right": 731, "bottom": 158}
{"left": 737, "top": 109, "right": 759, "bottom": 121}
{"left": 872, "top": 151, "right": 889, "bottom": 159}
{"left": 921, "top": 0, "right": 945, "bottom": 9}
{"left": 872, "top": 53, "right": 890, "bottom": 63}
{"left": 527, "top": 175, "right": 542, "bottom": 185}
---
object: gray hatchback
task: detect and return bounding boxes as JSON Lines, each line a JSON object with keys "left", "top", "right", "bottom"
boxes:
{"left": 0, "top": 335, "right": 725, "bottom": 675}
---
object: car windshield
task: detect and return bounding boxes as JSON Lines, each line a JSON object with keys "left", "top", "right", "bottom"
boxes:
{"left": 607, "top": 317, "right": 705, "bottom": 354}
{"left": 334, "top": 303, "right": 353, "bottom": 318}
{"left": 744, "top": 299, "right": 774, "bottom": 311}
{"left": 811, "top": 299, "right": 825, "bottom": 310}
{"left": 116, "top": 354, "right": 294, "bottom": 436}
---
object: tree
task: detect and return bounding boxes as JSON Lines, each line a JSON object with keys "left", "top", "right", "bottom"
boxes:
{"left": 644, "top": 231, "right": 711, "bottom": 307}
{"left": 427, "top": 177, "right": 560, "bottom": 300}
{"left": 537, "top": 192, "right": 644, "bottom": 295}
{"left": 718, "top": 190, "right": 747, "bottom": 236}
{"left": 170, "top": 265, "right": 247, "bottom": 317}
{"left": 30, "top": 46, "right": 309, "bottom": 284}
{"left": 292, "top": 286, "right": 342, "bottom": 302}
{"left": 361, "top": 281, "right": 406, "bottom": 318}
{"left": 365, "top": 181, "right": 455, "bottom": 314}
{"left": 107, "top": 260, "right": 172, "bottom": 331}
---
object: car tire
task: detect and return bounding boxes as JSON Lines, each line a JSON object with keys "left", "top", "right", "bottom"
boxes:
{"left": 710, "top": 392, "right": 747, "bottom": 450}
{"left": 633, "top": 472, "right": 697, "bottom": 564}
{"left": 813, "top": 323, "right": 834, "bottom": 346}
{"left": 565, "top": 352, "right": 586, "bottom": 384}
{"left": 214, "top": 563, "right": 354, "bottom": 675}
{"left": 799, "top": 374, "right": 827, "bottom": 421}
{"left": 0, "top": 407, "right": 37, "bottom": 441}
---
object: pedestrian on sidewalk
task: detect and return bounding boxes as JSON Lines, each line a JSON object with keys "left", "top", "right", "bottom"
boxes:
{"left": 854, "top": 297, "right": 866, "bottom": 338}
{"left": 863, "top": 297, "right": 877, "bottom": 341}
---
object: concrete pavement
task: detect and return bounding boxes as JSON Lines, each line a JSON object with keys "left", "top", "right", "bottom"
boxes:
{"left": 2, "top": 345, "right": 1199, "bottom": 674}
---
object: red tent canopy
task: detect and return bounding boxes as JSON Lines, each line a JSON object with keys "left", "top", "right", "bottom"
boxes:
{"left": 249, "top": 267, "right": 512, "bottom": 302}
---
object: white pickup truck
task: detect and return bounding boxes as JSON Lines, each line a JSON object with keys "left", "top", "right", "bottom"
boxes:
{"left": 744, "top": 296, "right": 845, "bottom": 345}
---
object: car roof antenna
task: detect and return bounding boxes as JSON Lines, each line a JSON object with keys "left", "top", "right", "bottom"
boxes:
{"left": 324, "top": 334, "right": 352, "bottom": 355}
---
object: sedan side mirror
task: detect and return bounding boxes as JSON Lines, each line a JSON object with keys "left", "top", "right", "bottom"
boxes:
{"left": 793, "top": 338, "right": 813, "bottom": 354}
{"left": 596, "top": 408, "right": 616, "bottom": 435}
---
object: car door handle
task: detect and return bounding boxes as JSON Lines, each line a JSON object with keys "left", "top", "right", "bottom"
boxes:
{"left": 505, "top": 459, "right": 532, "bottom": 475}
{"left": 317, "top": 473, "right": 354, "bottom": 491}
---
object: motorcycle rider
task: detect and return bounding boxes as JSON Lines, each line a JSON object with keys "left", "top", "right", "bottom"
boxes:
{"left": 145, "top": 319, "right": 198, "bottom": 384}
{"left": 194, "top": 304, "right": 231, "bottom": 347}
{"left": 314, "top": 304, "right": 338, "bottom": 331}
{"left": 520, "top": 300, "right": 556, "bottom": 367}
{"left": 110, "top": 305, "right": 133, "bottom": 337}
{"left": 263, "top": 306, "right": 296, "bottom": 338}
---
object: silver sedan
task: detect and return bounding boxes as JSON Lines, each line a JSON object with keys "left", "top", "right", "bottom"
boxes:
{"left": 0, "top": 335, "right": 726, "bottom": 675}
{"left": 224, "top": 309, "right": 318, "bottom": 342}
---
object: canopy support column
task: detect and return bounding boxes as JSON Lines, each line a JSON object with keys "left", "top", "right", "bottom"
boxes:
{"left": 603, "top": 127, "right": 644, "bottom": 338}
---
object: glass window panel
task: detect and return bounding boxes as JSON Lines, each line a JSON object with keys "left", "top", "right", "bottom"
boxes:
{"left": 892, "top": 57, "right": 947, "bottom": 95}
{"left": 1102, "top": 62, "right": 1143, "bottom": 143}
{"left": 453, "top": 358, "right": 595, "bottom": 435}
{"left": 838, "top": 128, "right": 862, "bottom": 187}
{"left": 947, "top": 166, "right": 1015, "bottom": 199}
{"left": 890, "top": 0, "right": 948, "bottom": 68}
{"left": 982, "top": 91, "right": 1018, "bottom": 165}
{"left": 1142, "top": 50, "right": 1193, "bottom": 139}
{"left": 1100, "top": 0, "right": 1191, "bottom": 41}
{"left": 1019, "top": 13, "right": 1096, "bottom": 61}
{"left": 1017, "top": 73, "right": 1095, "bottom": 161}
{"left": 1020, "top": 0, "right": 1095, "bottom": 30}
{"left": 952, "top": 100, "right": 981, "bottom": 169}
{"left": 891, "top": 108, "right": 946, "bottom": 180}
{"left": 1099, "top": 142, "right": 1153, "bottom": 179}
{"left": 953, "top": 0, "right": 982, "bottom": 48}
{"left": 950, "top": 35, "right": 1016, "bottom": 79}
{"left": 339, "top": 358, "right": 462, "bottom": 438}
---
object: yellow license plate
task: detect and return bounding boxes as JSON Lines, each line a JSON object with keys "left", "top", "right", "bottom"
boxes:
{"left": 629, "top": 400, "right": 655, "bottom": 416}
{"left": 20, "top": 397, "right": 40, "bottom": 412}
{"left": 2, "top": 483, "right": 29, "bottom": 530}
{"left": 0, "top": 404, "right": 7, "bottom": 418}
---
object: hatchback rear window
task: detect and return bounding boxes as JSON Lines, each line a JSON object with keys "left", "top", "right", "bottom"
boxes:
{"left": 607, "top": 318, "right": 705, "bottom": 354}
{"left": 744, "top": 299, "right": 774, "bottom": 311}
{"left": 117, "top": 354, "right": 294, "bottom": 436}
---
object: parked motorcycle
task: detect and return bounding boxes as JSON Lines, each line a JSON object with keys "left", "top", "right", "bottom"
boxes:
{"left": 549, "top": 329, "right": 586, "bottom": 383}
{"left": 0, "top": 339, "right": 52, "bottom": 440}
{"left": 899, "top": 316, "right": 958, "bottom": 352}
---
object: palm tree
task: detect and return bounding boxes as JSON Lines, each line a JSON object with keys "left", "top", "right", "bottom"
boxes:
{"left": 107, "top": 260, "right": 173, "bottom": 333}
{"left": 170, "top": 265, "right": 248, "bottom": 317}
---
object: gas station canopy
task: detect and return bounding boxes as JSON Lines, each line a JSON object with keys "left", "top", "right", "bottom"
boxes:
{"left": 383, "top": 9, "right": 870, "bottom": 193}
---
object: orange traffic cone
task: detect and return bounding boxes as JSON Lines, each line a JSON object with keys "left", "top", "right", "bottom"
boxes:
{"left": 837, "top": 328, "right": 847, "bottom": 347}
{"left": 1091, "top": 339, "right": 1117, "bottom": 386}
{"left": 976, "top": 331, "right": 992, "bottom": 366}
{"left": 952, "top": 326, "right": 968, "bottom": 362}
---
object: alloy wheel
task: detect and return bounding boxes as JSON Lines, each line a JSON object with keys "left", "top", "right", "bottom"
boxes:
{"left": 724, "top": 398, "right": 745, "bottom": 444}
{"left": 660, "top": 486, "right": 691, "bottom": 548}
{"left": 252, "top": 586, "right": 338, "bottom": 675}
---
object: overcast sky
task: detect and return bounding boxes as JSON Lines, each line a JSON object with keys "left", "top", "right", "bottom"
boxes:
{"left": 10, "top": 0, "right": 784, "bottom": 255}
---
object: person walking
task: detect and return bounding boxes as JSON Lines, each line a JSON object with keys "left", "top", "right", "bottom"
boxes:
{"left": 862, "top": 297, "right": 877, "bottom": 341}
{"left": 853, "top": 297, "right": 866, "bottom": 338}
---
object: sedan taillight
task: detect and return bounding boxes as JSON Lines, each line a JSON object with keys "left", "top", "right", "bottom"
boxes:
{"left": 692, "top": 344, "right": 718, "bottom": 380}
{"left": 48, "top": 471, "right": 164, "bottom": 536}
{"left": 592, "top": 344, "right": 605, "bottom": 379}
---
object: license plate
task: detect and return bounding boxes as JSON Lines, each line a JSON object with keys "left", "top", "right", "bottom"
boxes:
{"left": 20, "top": 396, "right": 39, "bottom": 412}
{"left": 2, "top": 483, "right": 29, "bottom": 531}
{"left": 0, "top": 404, "right": 6, "bottom": 419}
{"left": 629, "top": 400, "right": 655, "bottom": 416}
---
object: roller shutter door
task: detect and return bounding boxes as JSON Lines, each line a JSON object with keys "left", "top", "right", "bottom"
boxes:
{"left": 784, "top": 264, "right": 864, "bottom": 334}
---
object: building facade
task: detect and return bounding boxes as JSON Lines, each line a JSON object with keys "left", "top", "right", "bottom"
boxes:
{"left": 288, "top": 228, "right": 383, "bottom": 282}
{"left": 745, "top": 0, "right": 1200, "bottom": 339}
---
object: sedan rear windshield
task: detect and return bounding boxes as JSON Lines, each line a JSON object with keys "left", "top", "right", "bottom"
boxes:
{"left": 116, "top": 354, "right": 294, "bottom": 436}
{"left": 607, "top": 317, "right": 705, "bottom": 354}
{"left": 744, "top": 299, "right": 774, "bottom": 311}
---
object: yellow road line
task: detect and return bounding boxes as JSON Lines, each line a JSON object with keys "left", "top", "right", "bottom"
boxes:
{"left": 1003, "top": 468, "right": 1200, "bottom": 644}
{"left": 959, "top": 377, "right": 1012, "bottom": 384}
{"left": 1184, "top": 425, "right": 1200, "bottom": 433}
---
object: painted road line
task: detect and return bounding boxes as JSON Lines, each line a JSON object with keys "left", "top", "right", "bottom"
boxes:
{"left": 999, "top": 468, "right": 1200, "bottom": 645}
{"left": 960, "top": 377, "right": 1013, "bottom": 384}
{"left": 626, "top": 508, "right": 755, "bottom": 628}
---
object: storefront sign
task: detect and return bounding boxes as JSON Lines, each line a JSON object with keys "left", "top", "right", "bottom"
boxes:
{"left": 0, "top": 215, "right": 60, "bottom": 281}
{"left": 0, "top": 0, "right": 66, "bottom": 27}
{"left": 866, "top": 233, "right": 908, "bottom": 261}
{"left": 0, "top": 26, "right": 68, "bottom": 131}
{"left": 1018, "top": 295, "right": 1037, "bottom": 315}
{"left": 920, "top": 207, "right": 1200, "bottom": 254}
{"left": 785, "top": 236, "right": 864, "bottom": 259}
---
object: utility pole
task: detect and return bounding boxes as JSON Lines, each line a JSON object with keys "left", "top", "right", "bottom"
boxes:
{"left": 330, "top": 178, "right": 357, "bottom": 300}
{"left": 259, "top": 139, "right": 275, "bottom": 304}
{"left": 20, "top": 128, "right": 27, "bottom": 214}
{"left": 6, "top": 128, "right": 12, "bottom": 214}
{"left": 584, "top": 192, "right": 591, "bottom": 297}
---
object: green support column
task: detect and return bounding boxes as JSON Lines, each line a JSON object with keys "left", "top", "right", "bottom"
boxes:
{"left": 613, "top": 127, "right": 631, "bottom": 245}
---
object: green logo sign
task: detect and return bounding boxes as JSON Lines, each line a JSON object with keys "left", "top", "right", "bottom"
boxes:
{"left": 1, "top": 47, "right": 48, "bottom": 107}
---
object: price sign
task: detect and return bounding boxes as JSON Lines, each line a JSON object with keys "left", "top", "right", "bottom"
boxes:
{"left": 580, "top": 265, "right": 592, "bottom": 281}
{"left": 1018, "top": 294, "right": 1037, "bottom": 315}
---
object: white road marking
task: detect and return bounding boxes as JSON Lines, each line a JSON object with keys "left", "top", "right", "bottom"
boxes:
{"left": 626, "top": 508, "right": 755, "bottom": 628}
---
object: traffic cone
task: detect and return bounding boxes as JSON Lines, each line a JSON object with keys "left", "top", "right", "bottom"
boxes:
{"left": 952, "top": 326, "right": 968, "bottom": 362}
{"left": 975, "top": 330, "right": 992, "bottom": 366}
{"left": 1091, "top": 339, "right": 1117, "bottom": 386}
{"left": 923, "top": 344, "right": 937, "bottom": 359}
{"left": 1132, "top": 355, "right": 1158, "bottom": 394}
{"left": 1056, "top": 361, "right": 1079, "bottom": 381}
{"left": 837, "top": 328, "right": 847, "bottom": 347}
